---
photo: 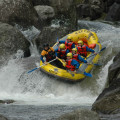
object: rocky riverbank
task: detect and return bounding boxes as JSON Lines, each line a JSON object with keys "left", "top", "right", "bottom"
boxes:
{"left": 92, "top": 51, "right": 120, "bottom": 116}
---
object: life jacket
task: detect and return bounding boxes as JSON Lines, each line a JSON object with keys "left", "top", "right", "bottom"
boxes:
{"left": 66, "top": 59, "right": 75, "bottom": 71}
{"left": 65, "top": 40, "right": 73, "bottom": 51}
{"left": 41, "top": 47, "right": 55, "bottom": 62}
{"left": 58, "top": 47, "right": 66, "bottom": 58}
{"left": 77, "top": 45, "right": 87, "bottom": 57}
{"left": 72, "top": 53, "right": 79, "bottom": 61}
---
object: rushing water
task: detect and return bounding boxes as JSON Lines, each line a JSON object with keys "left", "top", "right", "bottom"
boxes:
{"left": 0, "top": 20, "right": 120, "bottom": 120}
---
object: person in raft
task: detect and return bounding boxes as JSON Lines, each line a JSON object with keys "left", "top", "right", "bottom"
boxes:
{"left": 55, "top": 43, "right": 69, "bottom": 60}
{"left": 76, "top": 40, "right": 97, "bottom": 57}
{"left": 71, "top": 48, "right": 88, "bottom": 63}
{"left": 58, "top": 36, "right": 75, "bottom": 52}
{"left": 40, "top": 43, "right": 55, "bottom": 64}
{"left": 65, "top": 52, "right": 80, "bottom": 72}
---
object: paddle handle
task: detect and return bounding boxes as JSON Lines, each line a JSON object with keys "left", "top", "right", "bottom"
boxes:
{"left": 87, "top": 47, "right": 106, "bottom": 59}
{"left": 28, "top": 58, "right": 56, "bottom": 74}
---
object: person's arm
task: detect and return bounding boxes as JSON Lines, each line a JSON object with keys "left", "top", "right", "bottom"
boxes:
{"left": 55, "top": 48, "right": 58, "bottom": 56}
{"left": 40, "top": 50, "right": 46, "bottom": 63}
{"left": 78, "top": 54, "right": 87, "bottom": 63}
{"left": 86, "top": 46, "right": 95, "bottom": 53}
{"left": 71, "top": 59, "right": 80, "bottom": 69}
{"left": 66, "top": 49, "right": 69, "bottom": 54}
{"left": 50, "top": 47, "right": 55, "bottom": 52}
{"left": 40, "top": 55, "right": 45, "bottom": 63}
{"left": 59, "top": 40, "right": 65, "bottom": 44}
{"left": 72, "top": 43, "right": 75, "bottom": 48}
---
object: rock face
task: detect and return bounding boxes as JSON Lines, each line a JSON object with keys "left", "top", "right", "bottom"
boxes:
{"left": 55, "top": 109, "right": 100, "bottom": 120}
{"left": 92, "top": 78, "right": 120, "bottom": 114}
{"left": 77, "top": 0, "right": 104, "bottom": 20}
{"left": 34, "top": 5, "right": 55, "bottom": 26}
{"left": 108, "top": 51, "right": 120, "bottom": 84}
{"left": 31, "top": 0, "right": 50, "bottom": 6}
{"left": 50, "top": 0, "right": 79, "bottom": 30}
{"left": 105, "top": 2, "right": 120, "bottom": 21}
{"left": 0, "top": 22, "right": 30, "bottom": 64}
{"left": 0, "top": 0, "right": 39, "bottom": 28}
{"left": 0, "top": 115, "right": 8, "bottom": 120}
{"left": 92, "top": 51, "right": 120, "bottom": 114}
{"left": 0, "top": 100, "right": 15, "bottom": 104}
{"left": 35, "top": 26, "right": 71, "bottom": 52}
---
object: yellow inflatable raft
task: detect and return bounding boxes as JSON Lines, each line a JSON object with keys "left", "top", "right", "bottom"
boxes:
{"left": 40, "top": 29, "right": 102, "bottom": 82}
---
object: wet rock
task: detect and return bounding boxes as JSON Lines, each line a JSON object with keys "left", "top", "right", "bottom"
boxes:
{"left": 115, "top": 0, "right": 120, "bottom": 4}
{"left": 92, "top": 51, "right": 120, "bottom": 114}
{"left": 55, "top": 109, "right": 100, "bottom": 120}
{"left": 92, "top": 78, "right": 120, "bottom": 114}
{"left": 77, "top": 0, "right": 103, "bottom": 20}
{"left": 0, "top": 0, "right": 39, "bottom": 28}
{"left": 108, "top": 51, "right": 120, "bottom": 84}
{"left": 0, "top": 22, "right": 30, "bottom": 64}
{"left": 50, "top": 0, "right": 73, "bottom": 13}
{"left": 50, "top": 0, "right": 78, "bottom": 30}
{"left": 105, "top": 2, "right": 120, "bottom": 21}
{"left": 31, "top": 0, "right": 50, "bottom": 6}
{"left": 35, "top": 26, "right": 71, "bottom": 52}
{"left": 0, "top": 115, "right": 8, "bottom": 120}
{"left": 34, "top": 5, "right": 55, "bottom": 26}
{"left": 0, "top": 100, "right": 15, "bottom": 104}
{"left": 77, "top": 4, "right": 91, "bottom": 19}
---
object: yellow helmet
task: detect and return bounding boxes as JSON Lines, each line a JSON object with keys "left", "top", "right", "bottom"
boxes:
{"left": 67, "top": 52, "right": 72, "bottom": 58}
{"left": 59, "top": 44, "right": 65, "bottom": 49}
{"left": 78, "top": 40, "right": 83, "bottom": 45}
{"left": 67, "top": 36, "right": 73, "bottom": 40}
{"left": 72, "top": 48, "right": 77, "bottom": 52}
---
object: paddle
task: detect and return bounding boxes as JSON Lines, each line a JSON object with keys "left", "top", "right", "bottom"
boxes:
{"left": 87, "top": 63, "right": 102, "bottom": 66}
{"left": 57, "top": 37, "right": 59, "bottom": 46}
{"left": 28, "top": 58, "right": 56, "bottom": 74}
{"left": 87, "top": 47, "right": 106, "bottom": 59}
{"left": 83, "top": 72, "right": 92, "bottom": 77}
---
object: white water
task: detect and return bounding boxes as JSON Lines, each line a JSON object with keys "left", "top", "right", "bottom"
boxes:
{"left": 0, "top": 21, "right": 120, "bottom": 106}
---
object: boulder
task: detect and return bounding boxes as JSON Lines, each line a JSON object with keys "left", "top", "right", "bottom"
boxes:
{"left": 31, "top": 0, "right": 50, "bottom": 6}
{"left": 115, "top": 0, "right": 120, "bottom": 4}
{"left": 105, "top": 0, "right": 115, "bottom": 7}
{"left": 0, "top": 115, "right": 8, "bottom": 120}
{"left": 0, "top": 22, "right": 30, "bottom": 64}
{"left": 49, "top": 0, "right": 78, "bottom": 30}
{"left": 92, "top": 78, "right": 120, "bottom": 114}
{"left": 55, "top": 109, "right": 100, "bottom": 120}
{"left": 0, "top": 100, "right": 15, "bottom": 104}
{"left": 0, "top": 0, "right": 39, "bottom": 28}
{"left": 34, "top": 5, "right": 55, "bottom": 26}
{"left": 77, "top": 0, "right": 104, "bottom": 20}
{"left": 35, "top": 26, "right": 71, "bottom": 52}
{"left": 92, "top": 51, "right": 120, "bottom": 114}
{"left": 105, "top": 2, "right": 120, "bottom": 21}
{"left": 108, "top": 51, "right": 120, "bottom": 84}
{"left": 77, "top": 4, "right": 91, "bottom": 19}
{"left": 50, "top": 0, "right": 73, "bottom": 13}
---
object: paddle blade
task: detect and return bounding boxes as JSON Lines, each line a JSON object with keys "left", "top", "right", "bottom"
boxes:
{"left": 100, "top": 47, "right": 106, "bottom": 52}
{"left": 94, "top": 63, "right": 102, "bottom": 66}
{"left": 28, "top": 67, "right": 38, "bottom": 74}
{"left": 84, "top": 72, "right": 92, "bottom": 77}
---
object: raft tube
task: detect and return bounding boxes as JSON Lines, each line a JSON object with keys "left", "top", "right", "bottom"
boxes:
{"left": 40, "top": 29, "right": 102, "bottom": 82}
